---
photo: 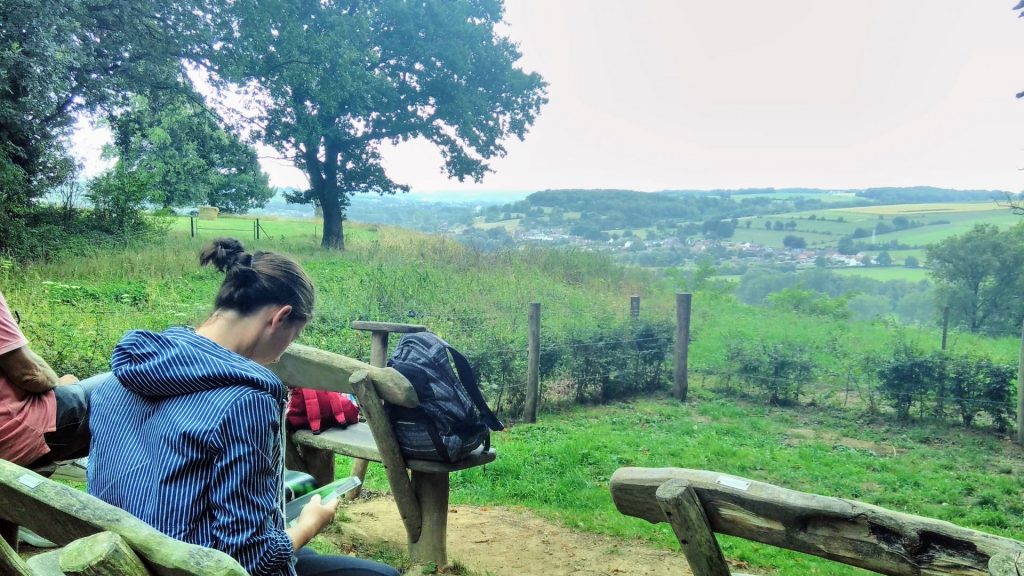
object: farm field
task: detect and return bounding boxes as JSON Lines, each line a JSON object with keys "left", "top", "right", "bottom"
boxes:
{"left": 862, "top": 248, "right": 927, "bottom": 264}
{"left": 770, "top": 200, "right": 1015, "bottom": 248}
{"left": 831, "top": 266, "right": 931, "bottom": 282}
{"left": 730, "top": 226, "right": 836, "bottom": 248}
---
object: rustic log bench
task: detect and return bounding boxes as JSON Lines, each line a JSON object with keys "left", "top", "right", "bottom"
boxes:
{"left": 0, "top": 459, "right": 246, "bottom": 576}
{"left": 610, "top": 467, "right": 1024, "bottom": 576}
{"left": 271, "top": 333, "right": 497, "bottom": 566}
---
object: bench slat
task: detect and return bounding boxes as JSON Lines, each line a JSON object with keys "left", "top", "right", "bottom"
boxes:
{"left": 271, "top": 343, "right": 419, "bottom": 408}
{"left": 611, "top": 467, "right": 1024, "bottom": 576}
{"left": 292, "top": 425, "right": 381, "bottom": 462}
{"left": 291, "top": 427, "right": 496, "bottom": 472}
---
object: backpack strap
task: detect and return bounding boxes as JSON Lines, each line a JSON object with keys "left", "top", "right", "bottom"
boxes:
{"left": 302, "top": 388, "right": 324, "bottom": 434}
{"left": 325, "top": 392, "right": 350, "bottom": 426}
{"left": 447, "top": 346, "right": 505, "bottom": 432}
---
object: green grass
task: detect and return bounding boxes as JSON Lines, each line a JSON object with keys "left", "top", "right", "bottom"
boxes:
{"left": 830, "top": 266, "right": 931, "bottom": 282}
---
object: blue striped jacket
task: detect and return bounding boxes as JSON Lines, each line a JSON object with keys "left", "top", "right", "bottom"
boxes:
{"left": 88, "top": 327, "right": 295, "bottom": 576}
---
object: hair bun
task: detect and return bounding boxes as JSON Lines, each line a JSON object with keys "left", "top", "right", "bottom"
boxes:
{"left": 200, "top": 238, "right": 250, "bottom": 273}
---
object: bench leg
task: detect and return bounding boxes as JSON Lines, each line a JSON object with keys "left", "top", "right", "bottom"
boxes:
{"left": 408, "top": 471, "right": 448, "bottom": 566}
{"left": 285, "top": 436, "right": 335, "bottom": 487}
{"left": 347, "top": 459, "right": 369, "bottom": 500}
{"left": 656, "top": 479, "right": 731, "bottom": 576}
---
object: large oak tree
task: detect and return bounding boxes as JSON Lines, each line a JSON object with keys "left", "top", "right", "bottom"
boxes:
{"left": 209, "top": 0, "right": 547, "bottom": 249}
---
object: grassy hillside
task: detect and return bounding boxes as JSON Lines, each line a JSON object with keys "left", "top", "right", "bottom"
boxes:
{"left": 7, "top": 217, "right": 1023, "bottom": 574}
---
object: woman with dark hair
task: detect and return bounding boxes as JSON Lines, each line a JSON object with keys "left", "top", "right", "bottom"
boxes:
{"left": 88, "top": 238, "right": 399, "bottom": 576}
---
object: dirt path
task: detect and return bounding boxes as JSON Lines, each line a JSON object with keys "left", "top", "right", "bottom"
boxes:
{"left": 331, "top": 496, "right": 695, "bottom": 576}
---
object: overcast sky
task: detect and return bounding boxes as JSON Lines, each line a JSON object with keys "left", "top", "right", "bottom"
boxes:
{"left": 74, "top": 1, "right": 1024, "bottom": 193}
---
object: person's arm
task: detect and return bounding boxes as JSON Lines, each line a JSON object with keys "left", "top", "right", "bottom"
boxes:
{"left": 209, "top": 392, "right": 335, "bottom": 576}
{"left": 0, "top": 345, "right": 61, "bottom": 394}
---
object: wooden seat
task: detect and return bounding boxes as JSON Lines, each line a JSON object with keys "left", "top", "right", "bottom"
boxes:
{"left": 610, "top": 467, "right": 1024, "bottom": 576}
{"left": 0, "top": 459, "right": 245, "bottom": 576}
{"left": 291, "top": 425, "right": 496, "bottom": 473}
{"left": 271, "top": 342, "right": 497, "bottom": 567}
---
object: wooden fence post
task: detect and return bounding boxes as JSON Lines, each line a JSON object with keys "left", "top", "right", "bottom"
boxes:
{"left": 190, "top": 216, "right": 195, "bottom": 238}
{"left": 526, "top": 302, "right": 540, "bottom": 423}
{"left": 674, "top": 293, "right": 692, "bottom": 402}
{"left": 1017, "top": 318, "right": 1024, "bottom": 445}
{"left": 941, "top": 306, "right": 950, "bottom": 350}
{"left": 256, "top": 218, "right": 261, "bottom": 240}
{"left": 630, "top": 295, "right": 640, "bottom": 321}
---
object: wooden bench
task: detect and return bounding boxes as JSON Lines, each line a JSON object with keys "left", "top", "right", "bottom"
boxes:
{"left": 0, "top": 459, "right": 246, "bottom": 576}
{"left": 270, "top": 334, "right": 497, "bottom": 567}
{"left": 610, "top": 467, "right": 1024, "bottom": 575}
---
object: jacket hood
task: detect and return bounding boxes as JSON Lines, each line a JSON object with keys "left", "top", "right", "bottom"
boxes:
{"left": 111, "top": 327, "right": 285, "bottom": 402}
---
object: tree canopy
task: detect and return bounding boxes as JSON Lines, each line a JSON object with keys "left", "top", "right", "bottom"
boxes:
{"left": 0, "top": 0, "right": 217, "bottom": 203}
{"left": 108, "top": 89, "right": 273, "bottom": 213}
{"left": 208, "top": 0, "right": 548, "bottom": 248}
{"left": 926, "top": 223, "right": 1024, "bottom": 334}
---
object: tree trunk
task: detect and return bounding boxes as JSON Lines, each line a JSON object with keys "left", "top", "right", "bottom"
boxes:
{"left": 318, "top": 184, "right": 344, "bottom": 250}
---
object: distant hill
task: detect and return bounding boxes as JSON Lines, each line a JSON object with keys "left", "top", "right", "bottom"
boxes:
{"left": 475, "top": 187, "right": 1013, "bottom": 234}
{"left": 245, "top": 189, "right": 526, "bottom": 232}
{"left": 854, "top": 187, "right": 1008, "bottom": 204}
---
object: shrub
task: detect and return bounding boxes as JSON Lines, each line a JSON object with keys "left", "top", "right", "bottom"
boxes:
{"left": 552, "top": 320, "right": 673, "bottom": 405}
{"left": 946, "top": 354, "right": 1015, "bottom": 431}
{"left": 877, "top": 343, "right": 942, "bottom": 421}
{"left": 724, "top": 341, "right": 815, "bottom": 405}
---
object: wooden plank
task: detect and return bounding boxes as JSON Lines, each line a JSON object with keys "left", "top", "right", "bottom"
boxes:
{"left": 271, "top": 343, "right": 419, "bottom": 408}
{"left": 988, "top": 551, "right": 1024, "bottom": 575}
{"left": 350, "top": 321, "right": 428, "bottom": 334}
{"left": 611, "top": 467, "right": 1024, "bottom": 576}
{"left": 350, "top": 370, "right": 423, "bottom": 543}
{"left": 406, "top": 448, "right": 496, "bottom": 473}
{"left": 291, "top": 425, "right": 495, "bottom": 473}
{"left": 27, "top": 550, "right": 67, "bottom": 576}
{"left": 0, "top": 460, "right": 246, "bottom": 576}
{"left": 656, "top": 479, "right": 731, "bottom": 576}
{"left": 60, "top": 531, "right": 150, "bottom": 576}
{"left": 291, "top": 424, "right": 383, "bottom": 462}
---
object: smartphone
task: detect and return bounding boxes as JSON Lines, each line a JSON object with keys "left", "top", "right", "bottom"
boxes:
{"left": 322, "top": 476, "right": 362, "bottom": 503}
{"left": 285, "top": 476, "right": 362, "bottom": 524}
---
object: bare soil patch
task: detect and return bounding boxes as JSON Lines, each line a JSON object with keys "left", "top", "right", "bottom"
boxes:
{"left": 784, "top": 427, "right": 901, "bottom": 456}
{"left": 330, "top": 496, "right": 697, "bottom": 576}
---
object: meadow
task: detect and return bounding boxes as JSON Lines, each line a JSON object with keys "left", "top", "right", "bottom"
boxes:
{"left": 830, "top": 266, "right": 930, "bottom": 282}
{"left": 7, "top": 217, "right": 1024, "bottom": 575}
{"left": 782, "top": 202, "right": 1019, "bottom": 249}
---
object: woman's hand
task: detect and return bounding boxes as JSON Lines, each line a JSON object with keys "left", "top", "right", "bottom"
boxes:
{"left": 286, "top": 494, "right": 340, "bottom": 550}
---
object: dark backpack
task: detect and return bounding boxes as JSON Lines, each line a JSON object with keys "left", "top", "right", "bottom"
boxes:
{"left": 386, "top": 332, "right": 504, "bottom": 462}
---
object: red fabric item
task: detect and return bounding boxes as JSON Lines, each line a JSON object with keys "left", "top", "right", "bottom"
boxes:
{"left": 286, "top": 388, "right": 359, "bottom": 434}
